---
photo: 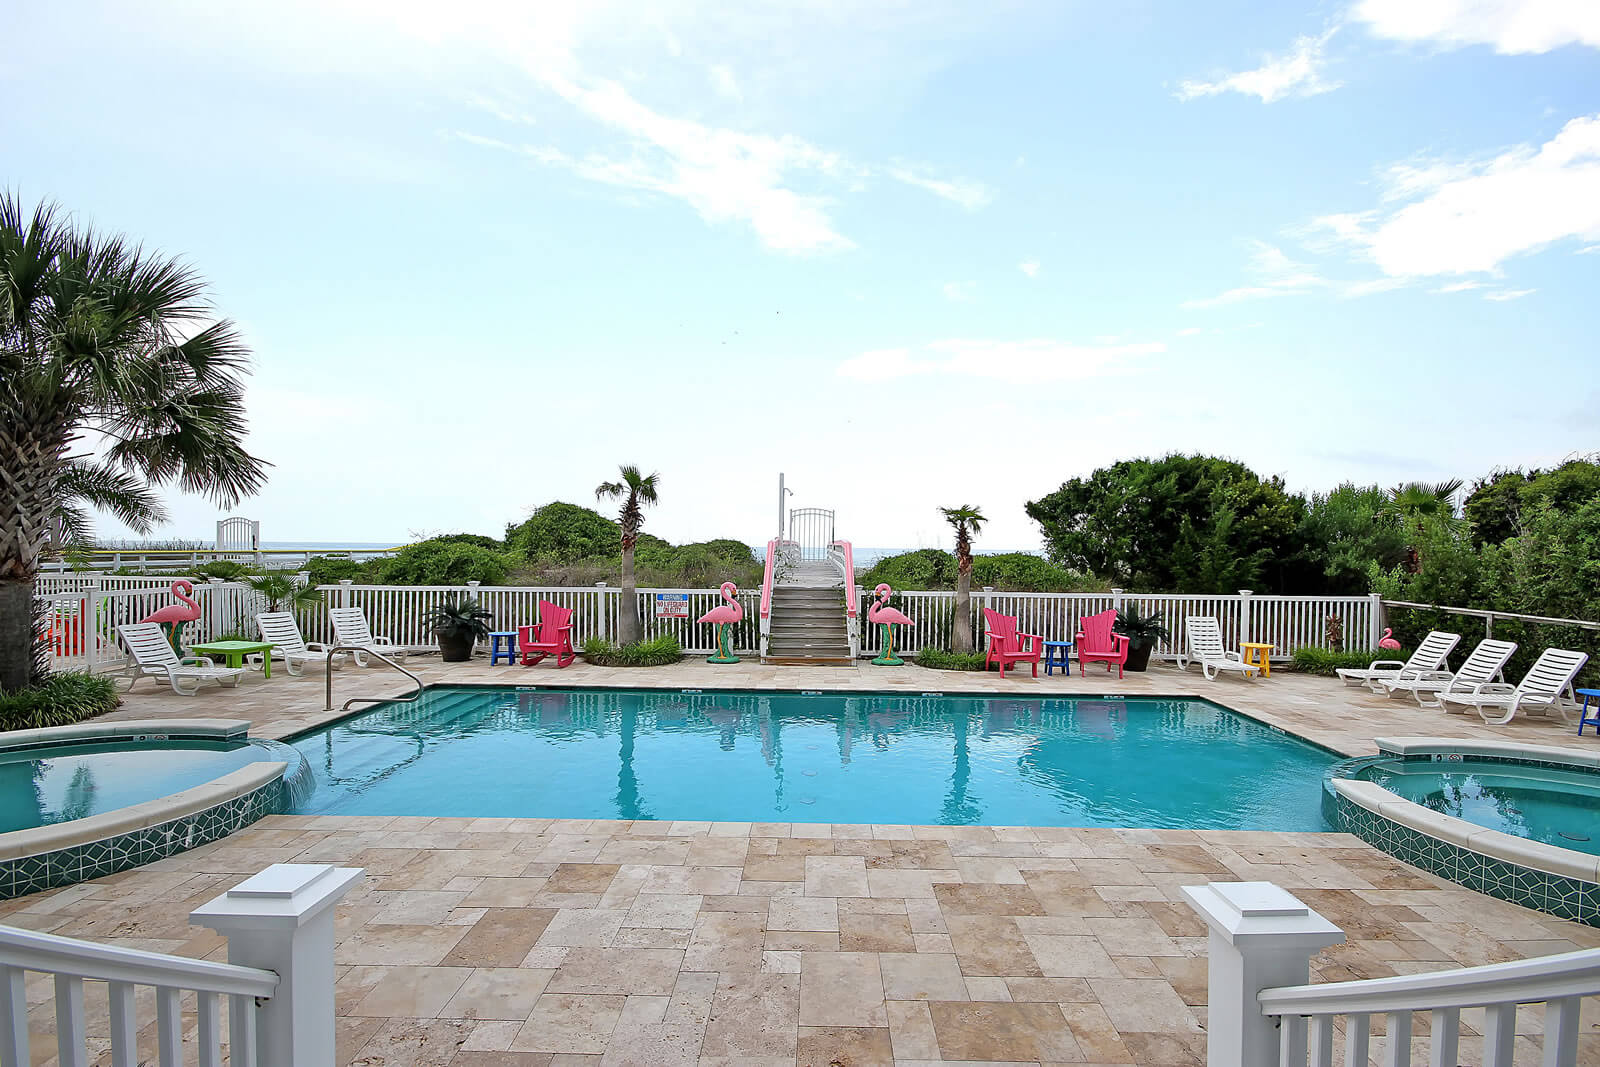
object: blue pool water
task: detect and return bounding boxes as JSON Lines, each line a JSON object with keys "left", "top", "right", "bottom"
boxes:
{"left": 0, "top": 741, "right": 284, "bottom": 833}
{"left": 286, "top": 687, "right": 1336, "bottom": 829}
{"left": 1358, "top": 757, "right": 1600, "bottom": 856}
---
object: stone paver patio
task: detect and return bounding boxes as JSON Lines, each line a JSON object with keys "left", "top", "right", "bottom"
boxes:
{"left": 8, "top": 657, "right": 1599, "bottom": 1064}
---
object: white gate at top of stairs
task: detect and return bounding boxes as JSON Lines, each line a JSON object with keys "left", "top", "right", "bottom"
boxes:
{"left": 788, "top": 508, "right": 835, "bottom": 561}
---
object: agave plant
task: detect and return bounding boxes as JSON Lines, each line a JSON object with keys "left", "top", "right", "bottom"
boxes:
{"left": 423, "top": 596, "right": 494, "bottom": 662}
{"left": 1113, "top": 605, "right": 1171, "bottom": 649}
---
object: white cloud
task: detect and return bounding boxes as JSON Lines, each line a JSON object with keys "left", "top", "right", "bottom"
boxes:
{"left": 836, "top": 338, "right": 1165, "bottom": 384}
{"left": 884, "top": 166, "right": 992, "bottom": 209}
{"left": 708, "top": 64, "right": 742, "bottom": 102}
{"left": 1306, "top": 114, "right": 1600, "bottom": 276}
{"left": 1176, "top": 326, "right": 1204, "bottom": 336}
{"left": 1177, "top": 29, "right": 1340, "bottom": 103}
{"left": 1018, "top": 259, "right": 1040, "bottom": 277}
{"left": 942, "top": 281, "right": 976, "bottom": 301}
{"left": 1182, "top": 241, "right": 1330, "bottom": 307}
{"left": 1432, "top": 280, "right": 1485, "bottom": 293}
{"left": 1352, "top": 0, "right": 1600, "bottom": 54}
{"left": 1483, "top": 288, "right": 1536, "bottom": 301}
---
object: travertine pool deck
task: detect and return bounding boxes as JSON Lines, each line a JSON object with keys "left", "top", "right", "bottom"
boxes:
{"left": 6, "top": 658, "right": 1598, "bottom": 1064}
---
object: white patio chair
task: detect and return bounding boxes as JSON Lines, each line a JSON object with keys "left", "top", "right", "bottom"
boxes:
{"left": 1437, "top": 648, "right": 1590, "bottom": 725}
{"left": 1184, "top": 617, "right": 1259, "bottom": 681}
{"left": 1336, "top": 630, "right": 1461, "bottom": 693}
{"left": 1380, "top": 638, "right": 1517, "bottom": 708}
{"left": 328, "top": 606, "right": 411, "bottom": 667}
{"left": 115, "top": 622, "right": 246, "bottom": 696}
{"left": 253, "top": 612, "right": 346, "bottom": 676}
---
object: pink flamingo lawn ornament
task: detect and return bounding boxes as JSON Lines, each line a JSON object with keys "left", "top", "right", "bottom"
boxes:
{"left": 141, "top": 579, "right": 203, "bottom": 654}
{"left": 867, "top": 583, "right": 915, "bottom": 666}
{"left": 1377, "top": 627, "right": 1402, "bottom": 651}
{"left": 698, "top": 582, "right": 743, "bottom": 664}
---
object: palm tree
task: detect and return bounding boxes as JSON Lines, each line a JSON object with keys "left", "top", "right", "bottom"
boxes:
{"left": 0, "top": 194, "right": 266, "bottom": 693}
{"left": 244, "top": 572, "right": 322, "bottom": 614}
{"left": 940, "top": 505, "right": 986, "bottom": 654}
{"left": 1381, "top": 480, "right": 1464, "bottom": 572}
{"left": 595, "top": 465, "right": 660, "bottom": 645}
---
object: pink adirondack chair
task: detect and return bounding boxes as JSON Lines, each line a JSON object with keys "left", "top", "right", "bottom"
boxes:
{"left": 983, "top": 609, "right": 1043, "bottom": 679}
{"left": 1076, "top": 608, "right": 1129, "bottom": 679}
{"left": 518, "top": 600, "right": 576, "bottom": 668}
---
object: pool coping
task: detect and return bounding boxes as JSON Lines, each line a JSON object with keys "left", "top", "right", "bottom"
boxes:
{"left": 1323, "top": 736, "right": 1599, "bottom": 926}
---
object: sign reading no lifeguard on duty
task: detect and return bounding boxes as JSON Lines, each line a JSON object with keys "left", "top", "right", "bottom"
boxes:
{"left": 655, "top": 594, "right": 690, "bottom": 618}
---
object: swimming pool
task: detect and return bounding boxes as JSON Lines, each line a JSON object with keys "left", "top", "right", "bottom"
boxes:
{"left": 286, "top": 687, "right": 1336, "bottom": 829}
{"left": 1355, "top": 756, "right": 1600, "bottom": 857}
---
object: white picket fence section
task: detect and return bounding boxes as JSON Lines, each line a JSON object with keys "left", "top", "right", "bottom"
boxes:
{"left": 857, "top": 589, "right": 1380, "bottom": 661}
{"left": 36, "top": 578, "right": 1381, "bottom": 672}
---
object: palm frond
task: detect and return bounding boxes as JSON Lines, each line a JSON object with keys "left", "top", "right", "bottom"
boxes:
{"left": 55, "top": 459, "right": 167, "bottom": 532}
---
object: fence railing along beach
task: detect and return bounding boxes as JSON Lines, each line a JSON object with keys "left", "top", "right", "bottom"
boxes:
{"left": 36, "top": 573, "right": 1385, "bottom": 672}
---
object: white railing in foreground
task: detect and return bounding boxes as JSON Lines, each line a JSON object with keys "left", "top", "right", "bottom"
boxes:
{"left": 1183, "top": 880, "right": 1600, "bottom": 1067}
{"left": 0, "top": 863, "right": 361, "bottom": 1067}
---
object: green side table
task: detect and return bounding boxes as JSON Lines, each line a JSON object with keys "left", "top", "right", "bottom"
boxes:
{"left": 190, "top": 640, "right": 277, "bottom": 679}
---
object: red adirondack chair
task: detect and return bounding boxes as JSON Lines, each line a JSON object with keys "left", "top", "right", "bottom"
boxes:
{"left": 1076, "top": 608, "right": 1129, "bottom": 678}
{"left": 983, "top": 609, "right": 1043, "bottom": 678}
{"left": 518, "top": 600, "right": 576, "bottom": 668}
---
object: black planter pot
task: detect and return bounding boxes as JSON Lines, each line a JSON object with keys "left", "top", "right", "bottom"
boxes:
{"left": 437, "top": 633, "right": 476, "bottom": 662}
{"left": 1124, "top": 640, "right": 1154, "bottom": 672}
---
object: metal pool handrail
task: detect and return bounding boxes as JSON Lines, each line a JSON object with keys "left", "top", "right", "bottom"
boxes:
{"left": 324, "top": 646, "right": 423, "bottom": 713}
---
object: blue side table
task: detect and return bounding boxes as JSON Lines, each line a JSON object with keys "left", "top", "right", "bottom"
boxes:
{"left": 488, "top": 631, "right": 519, "bottom": 666}
{"left": 1043, "top": 640, "right": 1074, "bottom": 676}
{"left": 1578, "top": 689, "right": 1600, "bottom": 736}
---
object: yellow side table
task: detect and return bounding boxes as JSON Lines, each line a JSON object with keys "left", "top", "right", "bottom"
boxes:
{"left": 1241, "top": 642, "right": 1274, "bottom": 677}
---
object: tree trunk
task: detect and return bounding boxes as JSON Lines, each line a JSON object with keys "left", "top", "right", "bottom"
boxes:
{"left": 618, "top": 544, "right": 641, "bottom": 645}
{"left": 0, "top": 579, "right": 40, "bottom": 694}
{"left": 950, "top": 569, "right": 973, "bottom": 653}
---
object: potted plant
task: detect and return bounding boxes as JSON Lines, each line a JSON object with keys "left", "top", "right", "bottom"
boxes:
{"left": 423, "top": 596, "right": 494, "bottom": 662}
{"left": 1113, "top": 606, "right": 1170, "bottom": 673}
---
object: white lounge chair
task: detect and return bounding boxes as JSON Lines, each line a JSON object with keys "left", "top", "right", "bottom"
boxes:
{"left": 1335, "top": 630, "right": 1460, "bottom": 692}
{"left": 1184, "top": 617, "right": 1259, "bottom": 681}
{"left": 116, "top": 622, "right": 246, "bottom": 696}
{"left": 1381, "top": 638, "right": 1517, "bottom": 708}
{"left": 1437, "top": 648, "right": 1590, "bottom": 725}
{"left": 254, "top": 612, "right": 346, "bottom": 676}
{"left": 328, "top": 606, "right": 411, "bottom": 667}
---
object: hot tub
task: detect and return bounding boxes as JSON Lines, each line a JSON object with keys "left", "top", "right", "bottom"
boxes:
{"left": 1325, "top": 737, "right": 1600, "bottom": 926}
{"left": 0, "top": 720, "right": 305, "bottom": 898}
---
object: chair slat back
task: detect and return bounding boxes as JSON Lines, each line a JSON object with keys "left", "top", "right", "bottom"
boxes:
{"left": 983, "top": 609, "right": 1019, "bottom": 653}
{"left": 116, "top": 623, "right": 180, "bottom": 669}
{"left": 1518, "top": 648, "right": 1589, "bottom": 698}
{"left": 1458, "top": 639, "right": 1518, "bottom": 683}
{"left": 1079, "top": 609, "right": 1119, "bottom": 655}
{"left": 1406, "top": 631, "right": 1462, "bottom": 672}
{"left": 1185, "top": 616, "right": 1225, "bottom": 660}
{"left": 256, "top": 613, "right": 309, "bottom": 655}
{"left": 537, "top": 601, "right": 573, "bottom": 644}
{"left": 329, "top": 607, "right": 376, "bottom": 647}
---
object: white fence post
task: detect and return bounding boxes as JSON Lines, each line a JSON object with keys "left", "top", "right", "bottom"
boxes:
{"left": 1110, "top": 588, "right": 1123, "bottom": 613}
{"left": 1181, "top": 882, "right": 1344, "bottom": 1067}
{"left": 191, "top": 864, "right": 364, "bottom": 1067}
{"left": 1238, "top": 589, "right": 1253, "bottom": 647}
{"left": 85, "top": 574, "right": 102, "bottom": 666}
{"left": 1368, "top": 592, "right": 1382, "bottom": 651}
{"left": 208, "top": 577, "right": 226, "bottom": 641}
{"left": 339, "top": 580, "right": 353, "bottom": 609}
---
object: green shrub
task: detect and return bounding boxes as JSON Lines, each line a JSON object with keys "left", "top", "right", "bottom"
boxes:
{"left": 862, "top": 549, "right": 1095, "bottom": 593}
{"left": 914, "top": 648, "right": 988, "bottom": 671}
{"left": 0, "top": 673, "right": 120, "bottom": 730}
{"left": 370, "top": 539, "right": 513, "bottom": 586}
{"left": 189, "top": 560, "right": 253, "bottom": 582}
{"left": 1287, "top": 647, "right": 1389, "bottom": 676}
{"left": 581, "top": 634, "right": 684, "bottom": 667}
{"left": 304, "top": 555, "right": 372, "bottom": 586}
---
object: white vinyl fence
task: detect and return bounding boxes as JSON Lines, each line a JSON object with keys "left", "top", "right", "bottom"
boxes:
{"left": 857, "top": 588, "right": 1379, "bottom": 661}
{"left": 37, "top": 576, "right": 1378, "bottom": 673}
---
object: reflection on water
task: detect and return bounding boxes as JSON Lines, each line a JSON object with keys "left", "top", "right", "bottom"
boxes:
{"left": 1364, "top": 759, "right": 1600, "bottom": 857}
{"left": 288, "top": 688, "right": 1333, "bottom": 829}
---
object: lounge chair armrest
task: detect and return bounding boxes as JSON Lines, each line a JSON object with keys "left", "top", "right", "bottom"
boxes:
{"left": 305, "top": 641, "right": 330, "bottom": 652}
{"left": 178, "top": 656, "right": 209, "bottom": 667}
{"left": 1365, "top": 659, "right": 1406, "bottom": 671}
{"left": 1463, "top": 682, "right": 1516, "bottom": 697}
{"left": 1407, "top": 670, "right": 1454, "bottom": 682}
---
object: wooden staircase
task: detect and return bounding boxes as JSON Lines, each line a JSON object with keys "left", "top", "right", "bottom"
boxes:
{"left": 762, "top": 558, "right": 855, "bottom": 666}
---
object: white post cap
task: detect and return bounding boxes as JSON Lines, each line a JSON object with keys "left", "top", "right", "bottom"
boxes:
{"left": 1181, "top": 881, "right": 1344, "bottom": 951}
{"left": 192, "top": 864, "right": 364, "bottom": 934}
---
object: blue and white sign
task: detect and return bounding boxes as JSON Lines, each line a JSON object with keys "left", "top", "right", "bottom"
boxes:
{"left": 655, "top": 593, "right": 690, "bottom": 618}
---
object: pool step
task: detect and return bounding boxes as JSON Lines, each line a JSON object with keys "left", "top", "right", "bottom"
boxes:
{"left": 765, "top": 582, "right": 853, "bottom": 666}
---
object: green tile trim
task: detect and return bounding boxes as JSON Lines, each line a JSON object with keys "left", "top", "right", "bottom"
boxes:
{"left": 0, "top": 777, "right": 285, "bottom": 900}
{"left": 1322, "top": 789, "right": 1600, "bottom": 927}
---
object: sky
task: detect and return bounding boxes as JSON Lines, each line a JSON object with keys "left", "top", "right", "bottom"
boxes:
{"left": 4, "top": 0, "right": 1598, "bottom": 553}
